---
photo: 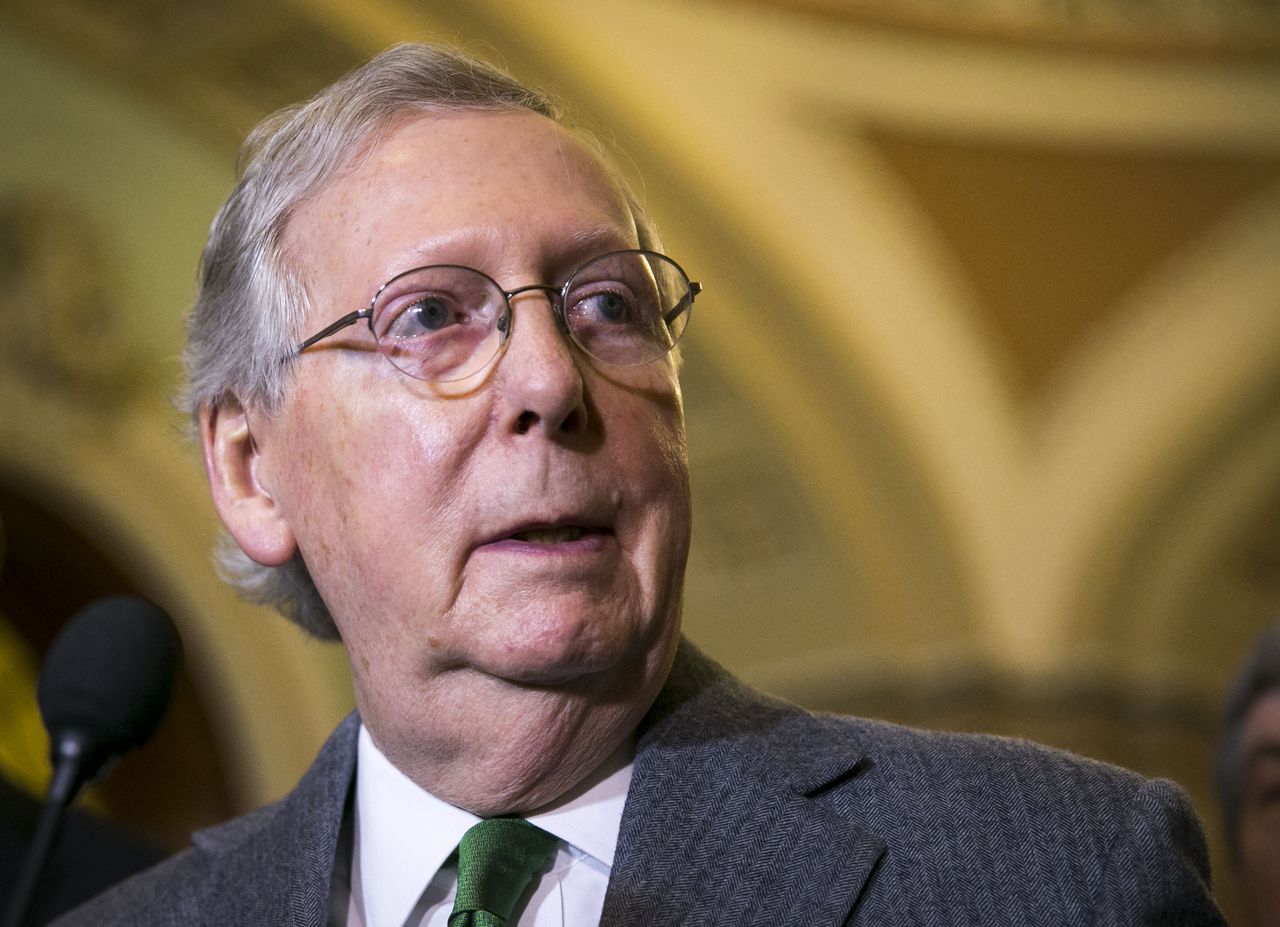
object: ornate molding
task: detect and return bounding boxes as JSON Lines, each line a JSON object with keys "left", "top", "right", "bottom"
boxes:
{"left": 0, "top": 189, "right": 141, "bottom": 403}
{"left": 2, "top": 1, "right": 367, "bottom": 149}
{"left": 739, "top": 0, "right": 1280, "bottom": 55}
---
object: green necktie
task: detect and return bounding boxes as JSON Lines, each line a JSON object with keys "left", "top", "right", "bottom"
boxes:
{"left": 447, "top": 818, "right": 558, "bottom": 927}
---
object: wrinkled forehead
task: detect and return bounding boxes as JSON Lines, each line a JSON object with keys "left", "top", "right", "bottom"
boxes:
{"left": 285, "top": 109, "right": 642, "bottom": 272}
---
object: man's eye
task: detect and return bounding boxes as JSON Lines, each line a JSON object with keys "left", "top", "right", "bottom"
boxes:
{"left": 408, "top": 296, "right": 451, "bottom": 331}
{"left": 383, "top": 295, "right": 457, "bottom": 338}
{"left": 574, "top": 289, "right": 635, "bottom": 324}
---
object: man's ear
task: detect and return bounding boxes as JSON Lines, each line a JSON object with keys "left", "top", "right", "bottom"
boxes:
{"left": 200, "top": 397, "right": 297, "bottom": 567}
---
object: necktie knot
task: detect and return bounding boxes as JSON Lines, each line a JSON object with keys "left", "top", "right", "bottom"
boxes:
{"left": 448, "top": 818, "right": 557, "bottom": 926}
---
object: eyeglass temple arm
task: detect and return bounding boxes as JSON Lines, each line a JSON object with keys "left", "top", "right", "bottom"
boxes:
{"left": 664, "top": 281, "right": 701, "bottom": 325}
{"left": 295, "top": 308, "right": 373, "bottom": 354}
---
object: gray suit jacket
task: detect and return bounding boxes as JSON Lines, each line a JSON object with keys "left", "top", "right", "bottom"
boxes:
{"left": 53, "top": 641, "right": 1225, "bottom": 925}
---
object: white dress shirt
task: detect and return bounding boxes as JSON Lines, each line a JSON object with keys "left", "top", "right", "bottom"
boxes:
{"left": 345, "top": 725, "right": 632, "bottom": 927}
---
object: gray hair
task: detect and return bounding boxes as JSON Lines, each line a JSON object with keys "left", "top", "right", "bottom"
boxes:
{"left": 183, "top": 43, "right": 659, "bottom": 638}
{"left": 1215, "top": 620, "right": 1280, "bottom": 857}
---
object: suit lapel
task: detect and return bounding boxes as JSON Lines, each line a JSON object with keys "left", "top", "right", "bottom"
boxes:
{"left": 191, "top": 651, "right": 884, "bottom": 925}
{"left": 602, "top": 643, "right": 885, "bottom": 925}
{"left": 190, "top": 712, "right": 359, "bottom": 927}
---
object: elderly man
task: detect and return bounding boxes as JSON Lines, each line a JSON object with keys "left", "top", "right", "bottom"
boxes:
{"left": 58, "top": 44, "right": 1223, "bottom": 926}
{"left": 1217, "top": 622, "right": 1280, "bottom": 926}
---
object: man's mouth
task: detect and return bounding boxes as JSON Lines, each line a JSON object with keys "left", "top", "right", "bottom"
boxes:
{"left": 510, "top": 526, "right": 588, "bottom": 544}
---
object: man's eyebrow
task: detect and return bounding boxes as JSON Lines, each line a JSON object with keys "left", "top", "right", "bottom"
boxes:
{"left": 563, "top": 224, "right": 635, "bottom": 253}
{"left": 392, "top": 224, "right": 633, "bottom": 273}
{"left": 396, "top": 227, "right": 501, "bottom": 266}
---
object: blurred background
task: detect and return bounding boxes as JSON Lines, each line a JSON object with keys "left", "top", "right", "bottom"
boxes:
{"left": 0, "top": 0, "right": 1277, "bottom": 919}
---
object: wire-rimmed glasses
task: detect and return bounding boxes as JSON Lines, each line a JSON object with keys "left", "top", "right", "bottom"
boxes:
{"left": 293, "top": 249, "right": 699, "bottom": 384}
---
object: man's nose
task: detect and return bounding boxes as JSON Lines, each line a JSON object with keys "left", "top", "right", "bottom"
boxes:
{"left": 495, "top": 290, "right": 588, "bottom": 437}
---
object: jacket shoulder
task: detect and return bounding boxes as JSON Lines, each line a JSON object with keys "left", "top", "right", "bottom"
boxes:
{"left": 49, "top": 713, "right": 360, "bottom": 927}
{"left": 641, "top": 643, "right": 1222, "bottom": 924}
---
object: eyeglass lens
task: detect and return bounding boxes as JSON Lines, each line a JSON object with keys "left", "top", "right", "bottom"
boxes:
{"left": 370, "top": 251, "right": 693, "bottom": 383}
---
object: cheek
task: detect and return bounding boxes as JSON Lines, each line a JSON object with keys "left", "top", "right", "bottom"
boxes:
{"left": 651, "top": 413, "right": 690, "bottom": 493}
{"left": 296, "top": 383, "right": 477, "bottom": 499}
{"left": 288, "top": 398, "right": 384, "bottom": 505}
{"left": 617, "top": 391, "right": 692, "bottom": 583}
{"left": 274, "top": 387, "right": 484, "bottom": 605}
{"left": 611, "top": 372, "right": 689, "bottom": 488}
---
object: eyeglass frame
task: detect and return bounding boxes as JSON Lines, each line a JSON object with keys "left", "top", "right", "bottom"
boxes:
{"left": 291, "top": 248, "right": 701, "bottom": 382}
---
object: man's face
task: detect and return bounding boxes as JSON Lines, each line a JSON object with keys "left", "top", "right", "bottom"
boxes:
{"left": 236, "top": 110, "right": 691, "bottom": 811}
{"left": 1240, "top": 688, "right": 1280, "bottom": 926}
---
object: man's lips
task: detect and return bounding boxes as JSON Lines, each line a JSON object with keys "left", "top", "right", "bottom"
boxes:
{"left": 508, "top": 525, "right": 590, "bottom": 543}
{"left": 478, "top": 520, "right": 613, "bottom": 549}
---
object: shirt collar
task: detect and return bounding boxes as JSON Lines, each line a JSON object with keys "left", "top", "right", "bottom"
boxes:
{"left": 355, "top": 723, "right": 632, "bottom": 927}
{"left": 525, "top": 735, "right": 632, "bottom": 866}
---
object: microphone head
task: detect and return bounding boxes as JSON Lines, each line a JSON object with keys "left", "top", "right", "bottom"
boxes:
{"left": 37, "top": 595, "right": 182, "bottom": 780}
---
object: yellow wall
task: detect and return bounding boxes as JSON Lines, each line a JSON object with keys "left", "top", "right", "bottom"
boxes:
{"left": 1, "top": 1, "right": 1277, "bottom": 916}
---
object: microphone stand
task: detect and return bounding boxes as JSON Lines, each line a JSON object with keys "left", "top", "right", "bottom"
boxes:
{"left": 1, "top": 733, "right": 89, "bottom": 927}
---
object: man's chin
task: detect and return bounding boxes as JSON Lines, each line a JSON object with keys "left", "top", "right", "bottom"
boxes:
{"left": 472, "top": 645, "right": 627, "bottom": 690}
{"left": 463, "top": 601, "right": 651, "bottom": 686}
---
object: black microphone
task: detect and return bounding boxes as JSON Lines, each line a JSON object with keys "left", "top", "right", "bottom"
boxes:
{"left": 1, "top": 596, "right": 181, "bottom": 927}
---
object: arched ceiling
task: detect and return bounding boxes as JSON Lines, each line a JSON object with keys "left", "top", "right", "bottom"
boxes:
{"left": 3, "top": 0, "right": 1280, "bottom": 769}
{"left": 3, "top": 3, "right": 1280, "bottom": 914}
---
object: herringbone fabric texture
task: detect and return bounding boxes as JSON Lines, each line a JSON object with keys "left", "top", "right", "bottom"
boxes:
{"left": 447, "top": 818, "right": 556, "bottom": 926}
{"left": 48, "top": 640, "right": 1227, "bottom": 926}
